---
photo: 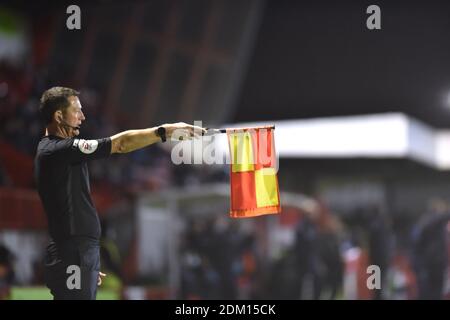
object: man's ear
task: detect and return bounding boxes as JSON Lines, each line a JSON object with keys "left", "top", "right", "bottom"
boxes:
{"left": 54, "top": 110, "right": 63, "bottom": 124}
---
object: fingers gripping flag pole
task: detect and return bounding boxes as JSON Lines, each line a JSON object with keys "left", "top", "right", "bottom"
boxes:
{"left": 207, "top": 125, "right": 281, "bottom": 218}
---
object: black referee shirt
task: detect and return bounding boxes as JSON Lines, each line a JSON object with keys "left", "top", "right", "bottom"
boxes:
{"left": 34, "top": 135, "right": 112, "bottom": 243}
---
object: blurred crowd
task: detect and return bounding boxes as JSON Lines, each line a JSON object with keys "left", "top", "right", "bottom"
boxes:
{"left": 179, "top": 216, "right": 254, "bottom": 299}
{"left": 177, "top": 201, "right": 450, "bottom": 300}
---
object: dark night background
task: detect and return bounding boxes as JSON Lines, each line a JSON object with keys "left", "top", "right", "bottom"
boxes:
{"left": 236, "top": 0, "right": 450, "bottom": 127}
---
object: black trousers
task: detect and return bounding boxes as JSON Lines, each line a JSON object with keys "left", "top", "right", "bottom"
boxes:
{"left": 44, "top": 238, "right": 100, "bottom": 300}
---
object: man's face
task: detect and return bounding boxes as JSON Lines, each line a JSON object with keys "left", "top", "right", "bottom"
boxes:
{"left": 62, "top": 96, "right": 85, "bottom": 137}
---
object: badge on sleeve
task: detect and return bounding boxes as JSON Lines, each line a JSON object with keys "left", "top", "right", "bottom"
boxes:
{"left": 73, "top": 139, "right": 98, "bottom": 154}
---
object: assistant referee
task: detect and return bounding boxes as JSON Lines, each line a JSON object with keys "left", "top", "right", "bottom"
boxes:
{"left": 34, "top": 87, "right": 205, "bottom": 299}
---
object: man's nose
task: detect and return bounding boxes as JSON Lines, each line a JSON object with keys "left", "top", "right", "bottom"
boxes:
{"left": 80, "top": 111, "right": 86, "bottom": 121}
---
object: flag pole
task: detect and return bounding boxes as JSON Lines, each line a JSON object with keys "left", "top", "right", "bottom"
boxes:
{"left": 203, "top": 125, "right": 275, "bottom": 135}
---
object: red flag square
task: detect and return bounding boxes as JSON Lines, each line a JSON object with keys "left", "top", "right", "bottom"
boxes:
{"left": 230, "top": 171, "right": 257, "bottom": 211}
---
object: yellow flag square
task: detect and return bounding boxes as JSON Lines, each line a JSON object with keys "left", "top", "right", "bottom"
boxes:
{"left": 255, "top": 168, "right": 279, "bottom": 207}
{"left": 230, "top": 132, "right": 254, "bottom": 172}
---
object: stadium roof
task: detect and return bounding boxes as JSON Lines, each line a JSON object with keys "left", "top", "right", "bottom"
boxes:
{"left": 206, "top": 113, "right": 450, "bottom": 170}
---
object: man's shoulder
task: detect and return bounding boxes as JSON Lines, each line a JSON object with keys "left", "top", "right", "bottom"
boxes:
{"left": 37, "top": 136, "right": 74, "bottom": 157}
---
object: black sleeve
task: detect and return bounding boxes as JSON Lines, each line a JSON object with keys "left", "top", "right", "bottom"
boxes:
{"left": 52, "top": 137, "right": 112, "bottom": 163}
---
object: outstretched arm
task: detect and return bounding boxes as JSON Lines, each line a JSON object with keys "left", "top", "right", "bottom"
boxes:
{"left": 110, "top": 122, "right": 206, "bottom": 154}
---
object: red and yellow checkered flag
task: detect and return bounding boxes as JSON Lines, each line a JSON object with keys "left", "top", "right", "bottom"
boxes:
{"left": 227, "top": 126, "right": 281, "bottom": 218}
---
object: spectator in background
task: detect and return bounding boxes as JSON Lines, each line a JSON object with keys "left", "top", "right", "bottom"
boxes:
{"left": 411, "top": 198, "right": 450, "bottom": 299}
{"left": 0, "top": 243, "right": 15, "bottom": 300}
{"left": 179, "top": 218, "right": 221, "bottom": 299}
{"left": 99, "top": 218, "right": 123, "bottom": 292}
{"left": 316, "top": 218, "right": 344, "bottom": 299}
{"left": 294, "top": 214, "right": 322, "bottom": 299}
{"left": 362, "top": 206, "right": 393, "bottom": 299}
{"left": 344, "top": 206, "right": 393, "bottom": 299}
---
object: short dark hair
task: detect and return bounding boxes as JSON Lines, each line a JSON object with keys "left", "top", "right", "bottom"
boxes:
{"left": 39, "top": 87, "right": 80, "bottom": 125}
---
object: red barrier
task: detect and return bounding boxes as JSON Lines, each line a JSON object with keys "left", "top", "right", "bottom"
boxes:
{"left": 0, "top": 187, "right": 46, "bottom": 229}
{"left": 0, "top": 186, "right": 121, "bottom": 230}
{"left": 0, "top": 140, "right": 33, "bottom": 188}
